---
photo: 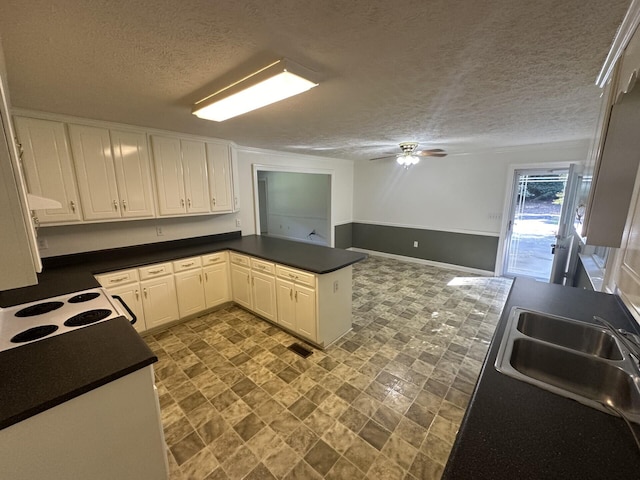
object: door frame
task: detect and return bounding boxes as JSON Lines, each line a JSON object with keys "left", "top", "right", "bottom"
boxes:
{"left": 495, "top": 161, "right": 578, "bottom": 278}
{"left": 251, "top": 164, "right": 335, "bottom": 247}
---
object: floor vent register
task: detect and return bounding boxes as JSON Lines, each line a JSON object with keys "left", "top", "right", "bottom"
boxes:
{"left": 287, "top": 342, "right": 313, "bottom": 358}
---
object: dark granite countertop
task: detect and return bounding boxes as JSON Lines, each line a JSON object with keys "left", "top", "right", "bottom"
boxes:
{"left": 0, "top": 317, "right": 156, "bottom": 430}
{"left": 443, "top": 277, "right": 640, "bottom": 479}
{"left": 0, "top": 232, "right": 367, "bottom": 307}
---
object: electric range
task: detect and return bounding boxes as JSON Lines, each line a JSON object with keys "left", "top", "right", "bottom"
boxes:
{"left": 0, "top": 288, "right": 136, "bottom": 352}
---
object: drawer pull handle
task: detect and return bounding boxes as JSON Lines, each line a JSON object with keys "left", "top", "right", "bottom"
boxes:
{"left": 205, "top": 272, "right": 208, "bottom": 281}
{"left": 113, "top": 199, "right": 119, "bottom": 210}
{"left": 70, "top": 200, "right": 76, "bottom": 212}
{"left": 143, "top": 288, "right": 148, "bottom": 298}
{"left": 110, "top": 276, "right": 128, "bottom": 283}
{"left": 199, "top": 274, "right": 202, "bottom": 283}
{"left": 148, "top": 268, "right": 164, "bottom": 274}
{"left": 182, "top": 262, "right": 195, "bottom": 267}
{"left": 135, "top": 289, "right": 140, "bottom": 300}
{"left": 290, "top": 288, "right": 293, "bottom": 300}
{"left": 122, "top": 199, "right": 127, "bottom": 210}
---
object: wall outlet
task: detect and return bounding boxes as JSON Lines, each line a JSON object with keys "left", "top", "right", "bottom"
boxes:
{"left": 413, "top": 241, "right": 419, "bottom": 248}
{"left": 236, "top": 218, "right": 241, "bottom": 227}
{"left": 37, "top": 237, "right": 48, "bottom": 249}
{"left": 333, "top": 280, "right": 339, "bottom": 293}
{"left": 156, "top": 226, "right": 163, "bottom": 236}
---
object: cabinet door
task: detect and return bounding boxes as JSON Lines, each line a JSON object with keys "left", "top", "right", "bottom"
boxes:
{"left": 151, "top": 135, "right": 186, "bottom": 216}
{"left": 109, "top": 283, "right": 146, "bottom": 333}
{"left": 110, "top": 130, "right": 155, "bottom": 218}
{"left": 252, "top": 270, "right": 277, "bottom": 321}
{"left": 203, "top": 262, "right": 230, "bottom": 308}
{"left": 141, "top": 275, "right": 179, "bottom": 329}
{"left": 181, "top": 139, "right": 209, "bottom": 213}
{"left": 175, "top": 268, "right": 206, "bottom": 318}
{"left": 295, "top": 284, "right": 316, "bottom": 341}
{"left": 230, "top": 264, "right": 252, "bottom": 310}
{"left": 206, "top": 143, "right": 233, "bottom": 212}
{"left": 276, "top": 278, "right": 296, "bottom": 330}
{"left": 68, "top": 124, "right": 121, "bottom": 220}
{"left": 14, "top": 117, "right": 82, "bottom": 223}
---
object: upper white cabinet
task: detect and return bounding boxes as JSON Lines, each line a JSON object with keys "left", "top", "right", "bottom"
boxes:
{"left": 151, "top": 135, "right": 210, "bottom": 216}
{"left": 69, "top": 125, "right": 154, "bottom": 221}
{"left": 206, "top": 143, "right": 233, "bottom": 213}
{"left": 110, "top": 130, "right": 156, "bottom": 219}
{"left": 14, "top": 117, "right": 82, "bottom": 223}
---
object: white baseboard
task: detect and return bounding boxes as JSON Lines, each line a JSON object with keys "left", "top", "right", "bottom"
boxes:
{"left": 349, "top": 247, "right": 496, "bottom": 276}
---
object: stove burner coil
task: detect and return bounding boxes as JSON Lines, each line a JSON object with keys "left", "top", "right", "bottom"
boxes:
{"left": 64, "top": 309, "right": 112, "bottom": 327}
{"left": 11, "top": 325, "right": 59, "bottom": 343}
{"left": 15, "top": 301, "right": 65, "bottom": 317}
{"left": 68, "top": 292, "right": 101, "bottom": 303}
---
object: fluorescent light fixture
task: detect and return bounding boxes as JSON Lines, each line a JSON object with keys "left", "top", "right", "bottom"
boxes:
{"left": 192, "top": 59, "right": 318, "bottom": 122}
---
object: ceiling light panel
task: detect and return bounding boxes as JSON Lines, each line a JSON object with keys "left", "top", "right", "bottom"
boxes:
{"left": 193, "top": 59, "right": 318, "bottom": 122}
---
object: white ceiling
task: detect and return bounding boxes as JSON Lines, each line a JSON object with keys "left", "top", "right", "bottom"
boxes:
{"left": 0, "top": 0, "right": 630, "bottom": 161}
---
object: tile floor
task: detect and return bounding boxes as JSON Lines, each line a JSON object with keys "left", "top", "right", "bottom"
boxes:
{"left": 144, "top": 256, "right": 512, "bottom": 480}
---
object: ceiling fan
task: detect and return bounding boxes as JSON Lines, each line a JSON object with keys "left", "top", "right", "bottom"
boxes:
{"left": 369, "top": 142, "right": 447, "bottom": 167}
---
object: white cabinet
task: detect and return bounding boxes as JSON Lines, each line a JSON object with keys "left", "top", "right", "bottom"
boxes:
{"left": 202, "top": 252, "right": 231, "bottom": 308}
{"left": 139, "top": 263, "right": 179, "bottom": 329}
{"left": 181, "top": 140, "right": 209, "bottom": 214}
{"left": 173, "top": 257, "right": 206, "bottom": 318}
{"left": 206, "top": 142, "right": 233, "bottom": 213}
{"left": 95, "top": 268, "right": 146, "bottom": 332}
{"left": 69, "top": 125, "right": 154, "bottom": 221}
{"left": 230, "top": 262, "right": 252, "bottom": 310}
{"left": 276, "top": 265, "right": 317, "bottom": 341}
{"left": 151, "top": 135, "right": 209, "bottom": 216}
{"left": 250, "top": 258, "right": 277, "bottom": 322}
{"left": 109, "top": 283, "right": 146, "bottom": 333}
{"left": 110, "top": 130, "right": 156, "bottom": 218}
{"left": 14, "top": 117, "right": 82, "bottom": 223}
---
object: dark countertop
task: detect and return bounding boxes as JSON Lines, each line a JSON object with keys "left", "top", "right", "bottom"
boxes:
{"left": 0, "top": 233, "right": 367, "bottom": 307}
{"left": 443, "top": 277, "right": 640, "bottom": 479}
{"left": 0, "top": 317, "right": 156, "bottom": 430}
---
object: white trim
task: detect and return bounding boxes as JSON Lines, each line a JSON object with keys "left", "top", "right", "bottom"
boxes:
{"left": 597, "top": 0, "right": 640, "bottom": 87}
{"left": 350, "top": 247, "right": 496, "bottom": 276}
{"left": 495, "top": 161, "right": 580, "bottom": 277}
{"left": 350, "top": 219, "right": 500, "bottom": 237}
{"left": 11, "top": 108, "right": 237, "bottom": 146}
{"left": 237, "top": 144, "right": 352, "bottom": 163}
{"left": 251, "top": 164, "right": 335, "bottom": 247}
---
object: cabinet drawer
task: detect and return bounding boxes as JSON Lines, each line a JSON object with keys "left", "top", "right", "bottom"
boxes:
{"left": 202, "top": 251, "right": 228, "bottom": 266}
{"left": 230, "top": 253, "right": 251, "bottom": 267}
{"left": 173, "top": 256, "right": 202, "bottom": 272}
{"left": 276, "top": 265, "right": 316, "bottom": 288}
{"left": 139, "top": 262, "right": 173, "bottom": 280}
{"left": 95, "top": 269, "right": 139, "bottom": 287}
{"left": 251, "top": 258, "right": 275, "bottom": 275}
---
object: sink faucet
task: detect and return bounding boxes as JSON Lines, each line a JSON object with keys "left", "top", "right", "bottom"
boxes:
{"left": 593, "top": 316, "right": 640, "bottom": 368}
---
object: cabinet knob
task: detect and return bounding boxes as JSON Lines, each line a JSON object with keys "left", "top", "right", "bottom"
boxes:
{"left": 188, "top": 198, "right": 192, "bottom": 208}
{"left": 212, "top": 197, "right": 216, "bottom": 206}
{"left": 113, "top": 199, "right": 119, "bottom": 210}
{"left": 143, "top": 288, "right": 148, "bottom": 298}
{"left": 70, "top": 200, "right": 76, "bottom": 212}
{"left": 181, "top": 199, "right": 185, "bottom": 207}
{"left": 135, "top": 289, "right": 139, "bottom": 300}
{"left": 122, "top": 199, "right": 127, "bottom": 210}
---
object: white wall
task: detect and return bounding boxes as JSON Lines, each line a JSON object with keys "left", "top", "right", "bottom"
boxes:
{"left": 37, "top": 215, "right": 238, "bottom": 257}
{"left": 236, "top": 147, "right": 354, "bottom": 242}
{"left": 353, "top": 140, "right": 590, "bottom": 236}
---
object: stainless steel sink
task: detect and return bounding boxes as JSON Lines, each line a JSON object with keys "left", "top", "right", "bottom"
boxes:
{"left": 495, "top": 308, "right": 640, "bottom": 422}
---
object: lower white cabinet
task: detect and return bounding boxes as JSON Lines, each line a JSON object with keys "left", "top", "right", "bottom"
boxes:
{"left": 203, "top": 262, "right": 230, "bottom": 308}
{"left": 109, "top": 283, "right": 146, "bottom": 332}
{"left": 231, "top": 263, "right": 252, "bottom": 310}
{"left": 251, "top": 270, "right": 277, "bottom": 322}
{"left": 141, "top": 274, "right": 179, "bottom": 329}
{"left": 174, "top": 257, "right": 206, "bottom": 318}
{"left": 276, "top": 273, "right": 317, "bottom": 341}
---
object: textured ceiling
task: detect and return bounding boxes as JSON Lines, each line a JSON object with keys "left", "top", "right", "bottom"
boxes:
{"left": 0, "top": 0, "right": 630, "bottom": 161}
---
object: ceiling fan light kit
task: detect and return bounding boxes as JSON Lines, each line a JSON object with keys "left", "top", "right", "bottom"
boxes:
{"left": 369, "top": 141, "right": 447, "bottom": 167}
{"left": 192, "top": 58, "right": 318, "bottom": 122}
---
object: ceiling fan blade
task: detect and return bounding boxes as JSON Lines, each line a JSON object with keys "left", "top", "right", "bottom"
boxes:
{"left": 415, "top": 149, "right": 447, "bottom": 157}
{"left": 369, "top": 155, "right": 397, "bottom": 161}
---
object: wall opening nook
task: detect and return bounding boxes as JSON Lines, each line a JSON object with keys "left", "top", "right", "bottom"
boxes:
{"left": 252, "top": 164, "right": 334, "bottom": 247}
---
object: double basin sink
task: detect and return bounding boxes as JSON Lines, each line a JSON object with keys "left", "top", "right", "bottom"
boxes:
{"left": 495, "top": 308, "right": 640, "bottom": 422}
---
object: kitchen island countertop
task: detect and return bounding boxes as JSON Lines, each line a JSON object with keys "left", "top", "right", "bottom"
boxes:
{"left": 0, "top": 232, "right": 367, "bottom": 307}
{"left": 443, "top": 277, "right": 640, "bottom": 479}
